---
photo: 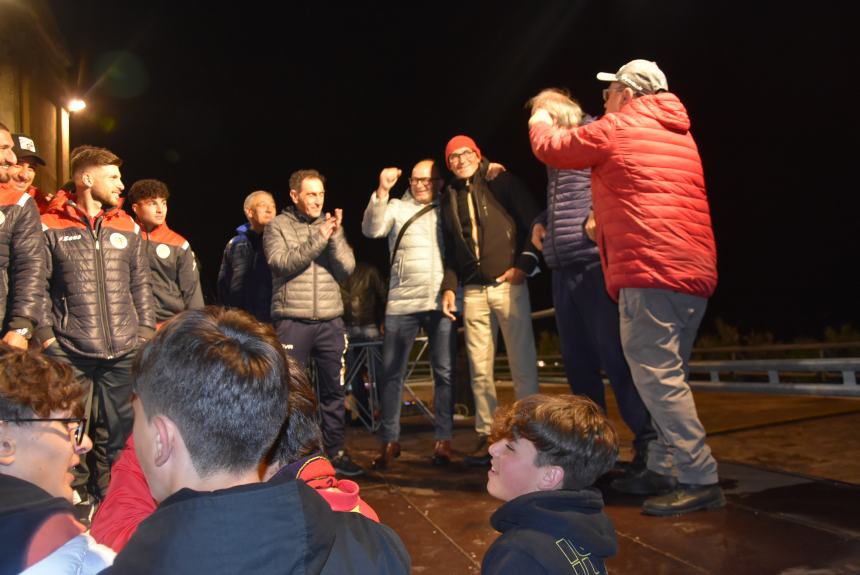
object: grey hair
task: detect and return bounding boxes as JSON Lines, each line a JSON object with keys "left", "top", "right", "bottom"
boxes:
{"left": 243, "top": 190, "right": 274, "bottom": 212}
{"left": 527, "top": 88, "right": 584, "bottom": 129}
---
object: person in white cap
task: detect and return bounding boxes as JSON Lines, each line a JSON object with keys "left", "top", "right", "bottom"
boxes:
{"left": 527, "top": 59, "right": 723, "bottom": 516}
{"left": 0, "top": 124, "right": 46, "bottom": 351}
{"left": 10, "top": 132, "right": 52, "bottom": 214}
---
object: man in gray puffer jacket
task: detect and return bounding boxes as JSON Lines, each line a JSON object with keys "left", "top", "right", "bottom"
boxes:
{"left": 264, "top": 169, "right": 360, "bottom": 476}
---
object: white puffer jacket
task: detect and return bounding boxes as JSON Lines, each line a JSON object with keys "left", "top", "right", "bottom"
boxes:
{"left": 362, "top": 191, "right": 444, "bottom": 316}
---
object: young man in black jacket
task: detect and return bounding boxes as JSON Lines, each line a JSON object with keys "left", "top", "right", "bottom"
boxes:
{"left": 106, "top": 308, "right": 409, "bottom": 574}
{"left": 482, "top": 394, "right": 618, "bottom": 574}
{"left": 40, "top": 147, "right": 155, "bottom": 506}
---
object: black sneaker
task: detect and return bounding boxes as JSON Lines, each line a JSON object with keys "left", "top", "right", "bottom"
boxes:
{"left": 330, "top": 450, "right": 364, "bottom": 477}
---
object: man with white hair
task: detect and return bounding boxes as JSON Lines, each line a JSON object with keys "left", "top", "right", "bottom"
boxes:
{"left": 217, "top": 190, "right": 276, "bottom": 322}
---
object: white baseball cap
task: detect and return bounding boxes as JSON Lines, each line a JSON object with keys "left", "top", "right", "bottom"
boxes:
{"left": 597, "top": 59, "right": 668, "bottom": 95}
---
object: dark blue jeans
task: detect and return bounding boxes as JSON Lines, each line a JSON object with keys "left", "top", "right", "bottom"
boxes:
{"left": 553, "top": 264, "right": 656, "bottom": 451}
{"left": 379, "top": 310, "right": 456, "bottom": 442}
{"left": 275, "top": 317, "right": 347, "bottom": 456}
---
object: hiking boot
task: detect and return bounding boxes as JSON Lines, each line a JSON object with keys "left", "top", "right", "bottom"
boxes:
{"left": 431, "top": 440, "right": 452, "bottom": 466}
{"left": 611, "top": 468, "right": 676, "bottom": 495}
{"left": 370, "top": 442, "right": 401, "bottom": 470}
{"left": 330, "top": 450, "right": 364, "bottom": 477}
{"left": 642, "top": 483, "right": 726, "bottom": 516}
{"left": 464, "top": 434, "right": 491, "bottom": 467}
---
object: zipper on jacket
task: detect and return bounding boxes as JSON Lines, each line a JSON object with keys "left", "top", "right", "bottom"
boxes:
{"left": 465, "top": 180, "right": 482, "bottom": 276}
{"left": 92, "top": 218, "right": 115, "bottom": 359}
{"left": 311, "top": 222, "right": 318, "bottom": 320}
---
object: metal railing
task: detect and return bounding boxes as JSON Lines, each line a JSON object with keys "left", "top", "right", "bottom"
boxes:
{"left": 531, "top": 307, "right": 860, "bottom": 398}
{"left": 341, "top": 309, "right": 860, "bottom": 423}
{"left": 685, "top": 358, "right": 860, "bottom": 397}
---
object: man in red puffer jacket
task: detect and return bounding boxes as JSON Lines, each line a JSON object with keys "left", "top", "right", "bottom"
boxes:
{"left": 529, "top": 59, "right": 723, "bottom": 517}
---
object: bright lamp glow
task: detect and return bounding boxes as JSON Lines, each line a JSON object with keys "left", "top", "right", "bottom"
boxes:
{"left": 68, "top": 99, "right": 87, "bottom": 112}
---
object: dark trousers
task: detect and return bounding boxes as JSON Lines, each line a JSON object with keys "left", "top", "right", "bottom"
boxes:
{"left": 44, "top": 343, "right": 135, "bottom": 498}
{"left": 275, "top": 317, "right": 347, "bottom": 455}
{"left": 553, "top": 264, "right": 656, "bottom": 451}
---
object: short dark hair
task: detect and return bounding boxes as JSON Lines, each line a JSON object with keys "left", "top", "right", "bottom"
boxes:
{"left": 267, "top": 355, "right": 322, "bottom": 466}
{"left": 128, "top": 179, "right": 170, "bottom": 204}
{"left": 70, "top": 145, "right": 96, "bottom": 164}
{"left": 133, "top": 307, "right": 291, "bottom": 477}
{"left": 289, "top": 169, "right": 325, "bottom": 192}
{"left": 71, "top": 146, "right": 122, "bottom": 176}
{"left": 491, "top": 394, "right": 618, "bottom": 489}
{"left": 0, "top": 343, "right": 84, "bottom": 420}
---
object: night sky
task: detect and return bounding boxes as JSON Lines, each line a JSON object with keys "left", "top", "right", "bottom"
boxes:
{"left": 46, "top": 1, "right": 853, "bottom": 342}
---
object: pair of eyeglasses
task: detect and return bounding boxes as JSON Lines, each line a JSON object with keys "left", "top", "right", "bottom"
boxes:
{"left": 447, "top": 150, "right": 475, "bottom": 164}
{"left": 3, "top": 417, "right": 87, "bottom": 445}
{"left": 408, "top": 177, "right": 440, "bottom": 186}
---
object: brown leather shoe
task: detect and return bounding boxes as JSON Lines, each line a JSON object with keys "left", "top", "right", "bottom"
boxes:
{"left": 371, "top": 442, "right": 401, "bottom": 470}
{"left": 431, "top": 440, "right": 452, "bottom": 466}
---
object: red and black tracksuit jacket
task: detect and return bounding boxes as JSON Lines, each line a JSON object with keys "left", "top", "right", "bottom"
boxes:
{"left": 39, "top": 195, "right": 155, "bottom": 358}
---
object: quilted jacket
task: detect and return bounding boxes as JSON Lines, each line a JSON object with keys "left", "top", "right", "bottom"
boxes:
{"left": 530, "top": 92, "right": 717, "bottom": 300}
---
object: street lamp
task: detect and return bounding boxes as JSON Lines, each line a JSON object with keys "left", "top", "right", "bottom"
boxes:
{"left": 68, "top": 98, "right": 86, "bottom": 113}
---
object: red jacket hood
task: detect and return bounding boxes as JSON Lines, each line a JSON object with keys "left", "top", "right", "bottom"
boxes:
{"left": 625, "top": 92, "right": 691, "bottom": 133}
{"left": 46, "top": 190, "right": 128, "bottom": 221}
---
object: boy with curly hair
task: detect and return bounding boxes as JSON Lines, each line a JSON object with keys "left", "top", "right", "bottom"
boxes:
{"left": 0, "top": 343, "right": 114, "bottom": 572}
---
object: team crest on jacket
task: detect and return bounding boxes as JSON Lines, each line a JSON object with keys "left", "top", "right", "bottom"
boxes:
{"left": 156, "top": 243, "right": 171, "bottom": 259}
{"left": 110, "top": 232, "right": 128, "bottom": 249}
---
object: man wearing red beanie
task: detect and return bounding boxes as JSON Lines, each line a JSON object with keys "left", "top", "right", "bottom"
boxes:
{"left": 439, "top": 135, "right": 541, "bottom": 466}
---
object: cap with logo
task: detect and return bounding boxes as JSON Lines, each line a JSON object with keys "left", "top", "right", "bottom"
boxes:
{"left": 597, "top": 59, "right": 668, "bottom": 95}
{"left": 11, "top": 134, "right": 46, "bottom": 166}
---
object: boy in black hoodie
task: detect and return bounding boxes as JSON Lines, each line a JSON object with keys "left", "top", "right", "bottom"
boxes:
{"left": 482, "top": 394, "right": 619, "bottom": 574}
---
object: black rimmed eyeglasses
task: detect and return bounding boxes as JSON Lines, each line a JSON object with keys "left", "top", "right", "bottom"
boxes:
{"left": 447, "top": 150, "right": 476, "bottom": 164}
{"left": 2, "top": 417, "right": 87, "bottom": 445}
{"left": 408, "top": 177, "right": 441, "bottom": 186}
